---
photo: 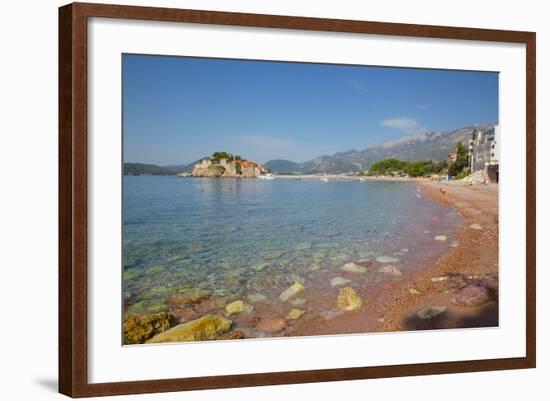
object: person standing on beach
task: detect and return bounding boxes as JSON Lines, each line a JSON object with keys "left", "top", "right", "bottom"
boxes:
{"left": 439, "top": 188, "right": 449, "bottom": 204}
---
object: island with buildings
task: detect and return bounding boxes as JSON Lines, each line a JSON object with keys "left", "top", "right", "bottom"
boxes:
{"left": 191, "top": 152, "right": 270, "bottom": 178}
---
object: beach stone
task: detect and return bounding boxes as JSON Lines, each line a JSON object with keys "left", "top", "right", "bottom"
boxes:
{"left": 417, "top": 306, "right": 446, "bottom": 320}
{"left": 294, "top": 242, "right": 312, "bottom": 251}
{"left": 224, "top": 300, "right": 253, "bottom": 316}
{"left": 423, "top": 230, "right": 431, "bottom": 234}
{"left": 331, "top": 276, "right": 352, "bottom": 287}
{"left": 434, "top": 235, "right": 448, "bottom": 242}
{"left": 336, "top": 287, "right": 363, "bottom": 311}
{"left": 263, "top": 251, "right": 284, "bottom": 260}
{"left": 279, "top": 281, "right": 305, "bottom": 302}
{"left": 376, "top": 255, "right": 400, "bottom": 264}
{"left": 166, "top": 288, "right": 211, "bottom": 306}
{"left": 453, "top": 285, "right": 492, "bottom": 307}
{"left": 291, "top": 298, "right": 307, "bottom": 306}
{"left": 356, "top": 258, "right": 373, "bottom": 267}
{"left": 400, "top": 248, "right": 409, "bottom": 253}
{"left": 431, "top": 276, "right": 449, "bottom": 282}
{"left": 123, "top": 312, "right": 175, "bottom": 344}
{"left": 253, "top": 262, "right": 269, "bottom": 271}
{"left": 340, "top": 262, "right": 367, "bottom": 273}
{"left": 470, "top": 223, "right": 483, "bottom": 230}
{"left": 257, "top": 318, "right": 286, "bottom": 333}
{"left": 377, "top": 265, "right": 403, "bottom": 276}
{"left": 247, "top": 293, "right": 267, "bottom": 303}
{"left": 286, "top": 309, "right": 305, "bottom": 320}
{"left": 449, "top": 241, "right": 460, "bottom": 248}
{"left": 408, "top": 288, "right": 420, "bottom": 295}
{"left": 217, "top": 331, "right": 245, "bottom": 340}
{"left": 147, "top": 314, "right": 231, "bottom": 343}
{"left": 321, "top": 310, "right": 344, "bottom": 320}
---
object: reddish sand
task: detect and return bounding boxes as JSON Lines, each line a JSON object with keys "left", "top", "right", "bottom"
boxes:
{"left": 377, "top": 181, "right": 499, "bottom": 331}
{"left": 289, "top": 180, "right": 499, "bottom": 336}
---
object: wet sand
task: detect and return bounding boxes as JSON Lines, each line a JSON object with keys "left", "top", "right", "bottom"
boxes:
{"left": 377, "top": 181, "right": 499, "bottom": 331}
{"left": 290, "top": 180, "right": 499, "bottom": 336}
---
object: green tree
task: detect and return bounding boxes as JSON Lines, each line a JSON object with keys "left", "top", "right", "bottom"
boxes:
{"left": 448, "top": 142, "right": 470, "bottom": 177}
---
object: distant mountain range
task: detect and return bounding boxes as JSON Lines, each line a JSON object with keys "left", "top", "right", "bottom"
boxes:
{"left": 124, "top": 159, "right": 204, "bottom": 176}
{"left": 265, "top": 125, "right": 493, "bottom": 174}
{"left": 124, "top": 124, "right": 494, "bottom": 176}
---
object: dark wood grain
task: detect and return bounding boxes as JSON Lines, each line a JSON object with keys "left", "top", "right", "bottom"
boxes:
{"left": 58, "top": 2, "right": 536, "bottom": 397}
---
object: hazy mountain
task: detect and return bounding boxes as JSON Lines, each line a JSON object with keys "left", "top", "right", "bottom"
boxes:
{"left": 264, "top": 159, "right": 303, "bottom": 174}
{"left": 265, "top": 125, "right": 493, "bottom": 174}
{"left": 124, "top": 158, "right": 208, "bottom": 176}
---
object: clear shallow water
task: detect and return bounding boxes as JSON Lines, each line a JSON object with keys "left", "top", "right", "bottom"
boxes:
{"left": 123, "top": 177, "right": 462, "bottom": 330}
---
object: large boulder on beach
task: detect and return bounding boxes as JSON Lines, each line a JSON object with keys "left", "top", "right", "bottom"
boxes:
{"left": 336, "top": 287, "right": 363, "bottom": 311}
{"left": 452, "top": 285, "right": 492, "bottom": 307}
{"left": 147, "top": 314, "right": 232, "bottom": 343}
{"left": 123, "top": 312, "right": 175, "bottom": 344}
{"left": 279, "top": 282, "right": 305, "bottom": 302}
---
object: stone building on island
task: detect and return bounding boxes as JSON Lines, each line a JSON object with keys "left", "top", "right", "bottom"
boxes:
{"left": 191, "top": 152, "right": 269, "bottom": 178}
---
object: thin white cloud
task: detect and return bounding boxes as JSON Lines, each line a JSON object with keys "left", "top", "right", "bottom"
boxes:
{"left": 351, "top": 81, "right": 368, "bottom": 93}
{"left": 381, "top": 117, "right": 426, "bottom": 134}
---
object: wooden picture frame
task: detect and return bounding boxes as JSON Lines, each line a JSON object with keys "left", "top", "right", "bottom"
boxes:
{"left": 59, "top": 2, "right": 536, "bottom": 397}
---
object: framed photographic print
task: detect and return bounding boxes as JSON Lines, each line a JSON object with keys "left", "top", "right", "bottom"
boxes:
{"left": 59, "top": 2, "right": 536, "bottom": 397}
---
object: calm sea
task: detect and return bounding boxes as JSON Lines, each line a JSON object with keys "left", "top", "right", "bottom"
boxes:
{"left": 123, "top": 176, "right": 462, "bottom": 332}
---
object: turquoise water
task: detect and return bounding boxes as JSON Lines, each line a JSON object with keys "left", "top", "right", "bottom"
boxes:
{"left": 123, "top": 176, "right": 462, "bottom": 327}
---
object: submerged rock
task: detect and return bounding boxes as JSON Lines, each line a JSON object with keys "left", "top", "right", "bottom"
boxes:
{"left": 336, "top": 287, "right": 363, "bottom": 311}
{"left": 257, "top": 318, "right": 286, "bottom": 333}
{"left": 331, "top": 276, "right": 352, "bottom": 287}
{"left": 279, "top": 281, "right": 305, "bottom": 302}
{"left": 253, "top": 262, "right": 269, "bottom": 271}
{"left": 470, "top": 223, "right": 483, "bottom": 230}
{"left": 434, "top": 235, "right": 448, "bottom": 242}
{"left": 224, "top": 300, "right": 253, "bottom": 316}
{"left": 340, "top": 262, "right": 367, "bottom": 273}
{"left": 417, "top": 306, "right": 446, "bottom": 320}
{"left": 377, "top": 265, "right": 403, "bottom": 276}
{"left": 286, "top": 309, "right": 305, "bottom": 320}
{"left": 123, "top": 312, "right": 175, "bottom": 345}
{"left": 453, "top": 285, "right": 492, "bottom": 307}
{"left": 376, "top": 255, "right": 400, "bottom": 264}
{"left": 247, "top": 293, "right": 267, "bottom": 303}
{"left": 291, "top": 298, "right": 307, "bottom": 306}
{"left": 449, "top": 241, "right": 460, "bottom": 248}
{"left": 147, "top": 314, "right": 232, "bottom": 343}
{"left": 356, "top": 258, "right": 373, "bottom": 267}
{"left": 294, "top": 242, "right": 312, "bottom": 251}
{"left": 217, "top": 330, "right": 245, "bottom": 340}
{"left": 166, "top": 288, "right": 211, "bottom": 306}
{"left": 321, "top": 309, "right": 344, "bottom": 320}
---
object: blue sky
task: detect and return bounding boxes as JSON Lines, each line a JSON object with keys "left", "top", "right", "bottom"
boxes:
{"left": 123, "top": 54, "right": 498, "bottom": 165}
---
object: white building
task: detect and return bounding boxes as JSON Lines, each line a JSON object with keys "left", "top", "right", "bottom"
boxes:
{"left": 469, "top": 125, "right": 499, "bottom": 182}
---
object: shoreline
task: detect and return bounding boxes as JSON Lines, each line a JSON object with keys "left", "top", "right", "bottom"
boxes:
{"left": 376, "top": 181, "right": 499, "bottom": 331}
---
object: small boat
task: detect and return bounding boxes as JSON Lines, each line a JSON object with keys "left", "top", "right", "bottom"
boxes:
{"left": 321, "top": 178, "right": 329, "bottom": 182}
{"left": 258, "top": 173, "right": 275, "bottom": 180}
